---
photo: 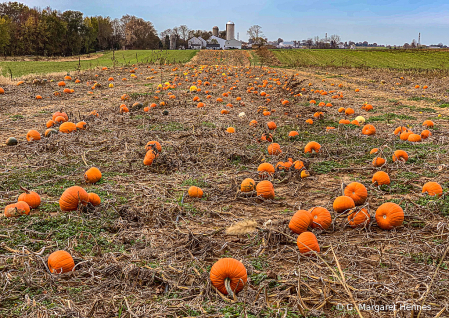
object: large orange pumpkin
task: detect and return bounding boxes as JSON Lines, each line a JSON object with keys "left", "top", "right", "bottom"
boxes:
{"left": 59, "top": 186, "right": 89, "bottom": 211}
{"left": 375, "top": 202, "right": 404, "bottom": 230}
{"left": 422, "top": 182, "right": 443, "bottom": 197}
{"left": 256, "top": 180, "right": 275, "bottom": 199}
{"left": 210, "top": 258, "right": 247, "bottom": 296}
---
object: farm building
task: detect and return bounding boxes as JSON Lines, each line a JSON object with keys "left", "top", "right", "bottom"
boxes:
{"left": 225, "top": 39, "right": 242, "bottom": 49}
{"left": 207, "top": 35, "right": 226, "bottom": 49}
{"left": 188, "top": 37, "right": 207, "bottom": 49}
{"left": 188, "top": 22, "right": 242, "bottom": 49}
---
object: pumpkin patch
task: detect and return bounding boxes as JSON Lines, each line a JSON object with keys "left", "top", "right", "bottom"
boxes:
{"left": 1, "top": 49, "right": 448, "bottom": 316}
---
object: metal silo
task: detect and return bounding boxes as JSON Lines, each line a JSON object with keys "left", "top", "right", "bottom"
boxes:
{"left": 213, "top": 26, "right": 219, "bottom": 37}
{"left": 226, "top": 21, "right": 235, "bottom": 40}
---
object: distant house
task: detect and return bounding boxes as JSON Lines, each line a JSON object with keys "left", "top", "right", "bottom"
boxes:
{"left": 188, "top": 37, "right": 207, "bottom": 49}
{"left": 277, "top": 41, "right": 295, "bottom": 48}
{"left": 338, "top": 43, "right": 346, "bottom": 49}
{"left": 207, "top": 35, "right": 226, "bottom": 49}
{"left": 224, "top": 39, "right": 242, "bottom": 49}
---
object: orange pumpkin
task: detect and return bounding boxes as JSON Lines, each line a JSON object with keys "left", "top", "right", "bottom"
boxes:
{"left": 59, "top": 186, "right": 89, "bottom": 211}
{"left": 344, "top": 182, "right": 368, "bottom": 205}
{"left": 333, "top": 196, "right": 355, "bottom": 213}
{"left": 256, "top": 180, "right": 275, "bottom": 199}
{"left": 241, "top": 178, "right": 256, "bottom": 192}
{"left": 309, "top": 207, "right": 332, "bottom": 230}
{"left": 304, "top": 141, "right": 320, "bottom": 153}
{"left": 88, "top": 193, "right": 101, "bottom": 206}
{"left": 26, "top": 130, "right": 41, "bottom": 142}
{"left": 362, "top": 124, "right": 376, "bottom": 136}
{"left": 76, "top": 121, "right": 87, "bottom": 130}
{"left": 84, "top": 167, "right": 102, "bottom": 184}
{"left": 392, "top": 150, "right": 408, "bottom": 162}
{"left": 210, "top": 258, "right": 247, "bottom": 296}
{"left": 267, "top": 122, "right": 277, "bottom": 130}
{"left": 48, "top": 250, "right": 75, "bottom": 274}
{"left": 188, "top": 186, "right": 203, "bottom": 198}
{"left": 372, "top": 157, "right": 386, "bottom": 167}
{"left": 4, "top": 202, "right": 30, "bottom": 217}
{"left": 347, "top": 208, "right": 370, "bottom": 228}
{"left": 289, "top": 210, "right": 312, "bottom": 234}
{"left": 258, "top": 163, "right": 275, "bottom": 178}
{"left": 375, "top": 202, "right": 404, "bottom": 230}
{"left": 422, "top": 182, "right": 443, "bottom": 197}
{"left": 372, "top": 171, "right": 390, "bottom": 186}
{"left": 59, "top": 122, "right": 77, "bottom": 133}
{"left": 297, "top": 231, "right": 320, "bottom": 254}
{"left": 143, "top": 150, "right": 156, "bottom": 166}
{"left": 267, "top": 143, "right": 282, "bottom": 155}
{"left": 18, "top": 188, "right": 41, "bottom": 209}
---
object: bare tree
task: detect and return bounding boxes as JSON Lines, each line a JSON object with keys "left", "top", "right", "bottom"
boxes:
{"left": 411, "top": 39, "right": 417, "bottom": 48}
{"left": 305, "top": 38, "right": 313, "bottom": 48}
{"left": 247, "top": 25, "right": 264, "bottom": 44}
{"left": 178, "top": 25, "right": 190, "bottom": 42}
{"left": 160, "top": 28, "right": 172, "bottom": 39}
{"left": 330, "top": 34, "right": 340, "bottom": 48}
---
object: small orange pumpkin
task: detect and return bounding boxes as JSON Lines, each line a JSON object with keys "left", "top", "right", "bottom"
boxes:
{"left": 267, "top": 143, "right": 282, "bottom": 155}
{"left": 59, "top": 122, "right": 77, "bottom": 133}
{"left": 84, "top": 167, "right": 102, "bottom": 184}
{"left": 304, "top": 141, "right": 320, "bottom": 153}
{"left": 333, "top": 196, "right": 355, "bottom": 213}
{"left": 297, "top": 231, "right": 320, "bottom": 254}
{"left": 88, "top": 193, "right": 101, "bottom": 206}
{"left": 26, "top": 130, "right": 41, "bottom": 142}
{"left": 241, "top": 178, "right": 256, "bottom": 192}
{"left": 188, "top": 186, "right": 203, "bottom": 198}
{"left": 392, "top": 150, "right": 408, "bottom": 162}
{"left": 258, "top": 163, "right": 275, "bottom": 178}
{"left": 347, "top": 208, "right": 370, "bottom": 228}
{"left": 48, "top": 250, "right": 75, "bottom": 274}
{"left": 18, "top": 188, "right": 41, "bottom": 209}
{"left": 4, "top": 202, "right": 30, "bottom": 217}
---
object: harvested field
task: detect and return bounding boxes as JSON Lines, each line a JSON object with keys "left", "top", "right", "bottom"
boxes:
{"left": 1, "top": 50, "right": 449, "bottom": 317}
{"left": 271, "top": 49, "right": 449, "bottom": 71}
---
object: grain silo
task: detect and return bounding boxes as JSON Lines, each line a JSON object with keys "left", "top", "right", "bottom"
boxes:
{"left": 226, "top": 21, "right": 235, "bottom": 40}
{"left": 169, "top": 34, "right": 176, "bottom": 50}
{"left": 213, "top": 26, "right": 219, "bottom": 37}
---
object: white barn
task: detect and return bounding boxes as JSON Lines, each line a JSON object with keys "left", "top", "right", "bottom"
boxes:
{"left": 188, "top": 37, "right": 207, "bottom": 49}
{"left": 224, "top": 39, "right": 242, "bottom": 49}
{"left": 207, "top": 35, "right": 226, "bottom": 49}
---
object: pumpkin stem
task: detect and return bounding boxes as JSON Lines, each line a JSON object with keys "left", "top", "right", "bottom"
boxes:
{"left": 224, "top": 277, "right": 234, "bottom": 299}
{"left": 20, "top": 186, "right": 30, "bottom": 194}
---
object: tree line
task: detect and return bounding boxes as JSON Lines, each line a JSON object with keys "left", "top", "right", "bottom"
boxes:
{"left": 0, "top": 2, "right": 226, "bottom": 56}
{"left": 0, "top": 2, "right": 161, "bottom": 56}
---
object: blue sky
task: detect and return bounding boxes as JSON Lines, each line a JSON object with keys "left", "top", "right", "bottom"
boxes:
{"left": 22, "top": 0, "right": 449, "bottom": 45}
